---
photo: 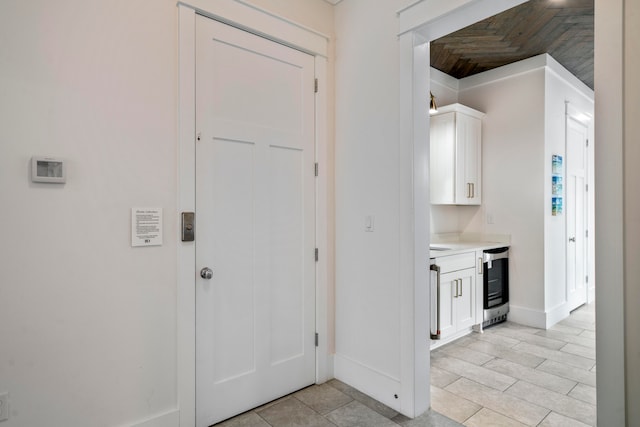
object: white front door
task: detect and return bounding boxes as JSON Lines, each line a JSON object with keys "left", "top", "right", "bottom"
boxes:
{"left": 195, "top": 15, "right": 316, "bottom": 426}
{"left": 566, "top": 116, "right": 588, "bottom": 312}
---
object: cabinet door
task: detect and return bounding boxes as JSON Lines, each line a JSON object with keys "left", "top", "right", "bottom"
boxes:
{"left": 438, "top": 271, "right": 457, "bottom": 340}
{"left": 455, "top": 113, "right": 482, "bottom": 205}
{"left": 456, "top": 268, "right": 476, "bottom": 330}
{"left": 430, "top": 112, "right": 456, "bottom": 204}
{"left": 436, "top": 268, "right": 476, "bottom": 341}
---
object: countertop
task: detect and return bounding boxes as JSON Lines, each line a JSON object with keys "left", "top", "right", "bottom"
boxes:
{"left": 429, "top": 241, "right": 509, "bottom": 258}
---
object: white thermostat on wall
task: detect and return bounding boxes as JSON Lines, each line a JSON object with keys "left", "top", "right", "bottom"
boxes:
{"left": 31, "top": 156, "right": 66, "bottom": 183}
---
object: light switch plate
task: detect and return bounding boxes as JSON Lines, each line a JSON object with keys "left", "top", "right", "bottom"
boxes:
{"left": 365, "top": 215, "right": 375, "bottom": 232}
{"left": 487, "top": 213, "right": 494, "bottom": 224}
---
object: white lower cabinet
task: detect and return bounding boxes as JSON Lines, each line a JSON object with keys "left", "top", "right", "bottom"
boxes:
{"left": 439, "top": 268, "right": 476, "bottom": 341}
{"left": 432, "top": 252, "right": 478, "bottom": 346}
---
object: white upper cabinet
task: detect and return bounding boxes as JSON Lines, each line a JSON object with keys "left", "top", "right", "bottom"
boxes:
{"left": 430, "top": 104, "right": 485, "bottom": 205}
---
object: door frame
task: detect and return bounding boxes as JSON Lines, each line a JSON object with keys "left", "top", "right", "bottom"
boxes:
{"left": 177, "top": 3, "right": 330, "bottom": 426}
{"left": 396, "top": 0, "right": 528, "bottom": 414}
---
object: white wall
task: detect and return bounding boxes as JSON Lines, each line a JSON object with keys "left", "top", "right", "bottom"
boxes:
{"left": 0, "top": 2, "right": 178, "bottom": 426}
{"left": 0, "top": 1, "right": 335, "bottom": 426}
{"left": 458, "top": 67, "right": 547, "bottom": 323}
{"left": 430, "top": 67, "right": 459, "bottom": 106}
{"left": 333, "top": 0, "right": 413, "bottom": 408}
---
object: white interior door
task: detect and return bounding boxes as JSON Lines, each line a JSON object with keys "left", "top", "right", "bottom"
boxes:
{"left": 195, "top": 15, "right": 316, "bottom": 426}
{"left": 566, "top": 116, "right": 588, "bottom": 311}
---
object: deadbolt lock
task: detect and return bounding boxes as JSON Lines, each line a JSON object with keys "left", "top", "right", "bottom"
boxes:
{"left": 182, "top": 212, "right": 195, "bottom": 242}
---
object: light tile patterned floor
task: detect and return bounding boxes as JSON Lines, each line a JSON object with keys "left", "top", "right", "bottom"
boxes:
{"left": 215, "top": 379, "right": 462, "bottom": 427}
{"left": 431, "top": 303, "right": 596, "bottom": 426}
{"left": 215, "top": 304, "right": 596, "bottom": 427}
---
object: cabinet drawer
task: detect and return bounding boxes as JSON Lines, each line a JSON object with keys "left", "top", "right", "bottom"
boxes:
{"left": 435, "top": 252, "right": 475, "bottom": 274}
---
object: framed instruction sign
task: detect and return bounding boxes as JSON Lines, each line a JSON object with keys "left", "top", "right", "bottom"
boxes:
{"left": 132, "top": 207, "right": 163, "bottom": 247}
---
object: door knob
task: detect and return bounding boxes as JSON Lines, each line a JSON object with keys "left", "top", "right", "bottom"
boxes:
{"left": 200, "top": 267, "right": 214, "bottom": 279}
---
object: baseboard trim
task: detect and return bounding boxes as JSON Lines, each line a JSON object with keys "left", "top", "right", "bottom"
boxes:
{"left": 545, "top": 302, "right": 570, "bottom": 329}
{"left": 508, "top": 305, "right": 547, "bottom": 329}
{"left": 129, "top": 408, "right": 179, "bottom": 427}
{"left": 334, "top": 354, "right": 401, "bottom": 412}
{"left": 324, "top": 353, "right": 335, "bottom": 381}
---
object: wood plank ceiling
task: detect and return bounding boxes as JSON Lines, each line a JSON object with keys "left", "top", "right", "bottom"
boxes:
{"left": 431, "top": 0, "right": 594, "bottom": 89}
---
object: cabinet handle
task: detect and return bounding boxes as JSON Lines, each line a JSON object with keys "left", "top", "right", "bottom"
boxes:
{"left": 455, "top": 279, "right": 460, "bottom": 298}
{"left": 471, "top": 183, "right": 475, "bottom": 198}
{"left": 467, "top": 183, "right": 471, "bottom": 199}
{"left": 478, "top": 257, "right": 483, "bottom": 274}
{"left": 459, "top": 279, "right": 463, "bottom": 297}
{"left": 430, "top": 264, "right": 441, "bottom": 340}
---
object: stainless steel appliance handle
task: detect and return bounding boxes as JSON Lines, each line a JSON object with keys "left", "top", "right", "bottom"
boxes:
{"left": 484, "top": 249, "right": 509, "bottom": 263}
{"left": 430, "top": 264, "right": 441, "bottom": 340}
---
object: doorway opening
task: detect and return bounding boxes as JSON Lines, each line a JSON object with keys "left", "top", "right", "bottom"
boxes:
{"left": 418, "top": 2, "right": 596, "bottom": 424}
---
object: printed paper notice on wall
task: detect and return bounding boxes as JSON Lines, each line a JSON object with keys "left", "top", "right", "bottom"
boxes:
{"left": 132, "top": 208, "right": 163, "bottom": 247}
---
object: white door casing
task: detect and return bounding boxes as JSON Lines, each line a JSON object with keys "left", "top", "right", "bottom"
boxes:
{"left": 195, "top": 15, "right": 316, "bottom": 426}
{"left": 566, "top": 114, "right": 589, "bottom": 311}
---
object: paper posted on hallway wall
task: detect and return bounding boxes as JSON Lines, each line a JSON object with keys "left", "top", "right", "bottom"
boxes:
{"left": 131, "top": 207, "right": 163, "bottom": 247}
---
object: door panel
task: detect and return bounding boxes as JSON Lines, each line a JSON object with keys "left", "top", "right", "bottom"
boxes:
{"left": 566, "top": 117, "right": 588, "bottom": 311}
{"left": 439, "top": 272, "right": 456, "bottom": 339}
{"left": 195, "top": 15, "right": 316, "bottom": 426}
{"left": 208, "top": 139, "right": 257, "bottom": 384}
{"left": 456, "top": 269, "right": 476, "bottom": 330}
{"left": 456, "top": 114, "right": 482, "bottom": 204}
{"left": 269, "top": 146, "right": 306, "bottom": 364}
{"left": 430, "top": 113, "right": 456, "bottom": 204}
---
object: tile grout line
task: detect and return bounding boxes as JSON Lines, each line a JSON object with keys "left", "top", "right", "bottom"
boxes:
{"left": 460, "top": 406, "right": 482, "bottom": 425}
